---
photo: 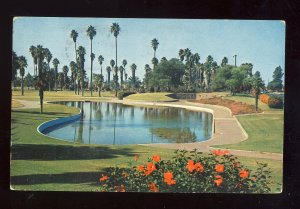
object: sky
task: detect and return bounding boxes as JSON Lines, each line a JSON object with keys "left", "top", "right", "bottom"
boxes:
{"left": 13, "top": 17, "right": 285, "bottom": 84}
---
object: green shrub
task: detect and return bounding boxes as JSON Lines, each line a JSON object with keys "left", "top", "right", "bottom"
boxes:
{"left": 98, "top": 149, "right": 274, "bottom": 193}
{"left": 268, "top": 96, "right": 283, "bottom": 109}
{"left": 117, "top": 91, "right": 136, "bottom": 100}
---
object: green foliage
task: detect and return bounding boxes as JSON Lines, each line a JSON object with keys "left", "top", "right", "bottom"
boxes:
{"left": 99, "top": 150, "right": 274, "bottom": 193}
{"left": 268, "top": 66, "right": 284, "bottom": 91}
{"left": 268, "top": 96, "right": 283, "bottom": 109}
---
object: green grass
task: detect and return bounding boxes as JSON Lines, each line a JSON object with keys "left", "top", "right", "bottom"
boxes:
{"left": 215, "top": 113, "right": 284, "bottom": 153}
{"left": 125, "top": 92, "right": 177, "bottom": 102}
{"left": 11, "top": 100, "right": 24, "bottom": 108}
{"left": 12, "top": 89, "right": 115, "bottom": 101}
{"left": 11, "top": 98, "right": 282, "bottom": 192}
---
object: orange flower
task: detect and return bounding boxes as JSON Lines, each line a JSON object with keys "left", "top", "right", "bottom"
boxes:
{"left": 134, "top": 154, "right": 139, "bottom": 162}
{"left": 149, "top": 182, "right": 159, "bottom": 192}
{"left": 99, "top": 175, "right": 108, "bottom": 182}
{"left": 239, "top": 170, "right": 249, "bottom": 179}
{"left": 145, "top": 162, "right": 156, "bottom": 176}
{"left": 194, "top": 162, "right": 204, "bottom": 172}
{"left": 152, "top": 155, "right": 161, "bottom": 163}
{"left": 214, "top": 175, "right": 223, "bottom": 187}
{"left": 164, "top": 171, "right": 176, "bottom": 185}
{"left": 122, "top": 172, "right": 129, "bottom": 178}
{"left": 186, "top": 160, "right": 195, "bottom": 172}
{"left": 213, "top": 149, "right": 229, "bottom": 156}
{"left": 215, "top": 164, "right": 224, "bottom": 173}
{"left": 137, "top": 165, "right": 144, "bottom": 172}
{"left": 116, "top": 185, "right": 125, "bottom": 192}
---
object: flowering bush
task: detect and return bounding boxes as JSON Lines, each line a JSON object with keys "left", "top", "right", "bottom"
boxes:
{"left": 98, "top": 149, "right": 274, "bottom": 193}
{"left": 268, "top": 96, "right": 283, "bottom": 109}
{"left": 259, "top": 94, "right": 270, "bottom": 104}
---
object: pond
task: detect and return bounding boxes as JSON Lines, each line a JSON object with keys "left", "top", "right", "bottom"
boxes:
{"left": 43, "top": 101, "right": 213, "bottom": 145}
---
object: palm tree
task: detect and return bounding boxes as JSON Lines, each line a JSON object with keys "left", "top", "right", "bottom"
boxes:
{"left": 119, "top": 66, "right": 124, "bottom": 90}
{"left": 130, "top": 63, "right": 137, "bottom": 90}
{"left": 77, "top": 46, "right": 86, "bottom": 96}
{"left": 98, "top": 55, "right": 104, "bottom": 75}
{"left": 86, "top": 26, "right": 96, "bottom": 96}
{"left": 29, "top": 45, "right": 37, "bottom": 76}
{"left": 70, "top": 61, "right": 77, "bottom": 92}
{"left": 151, "top": 38, "right": 159, "bottom": 58}
{"left": 17, "top": 56, "right": 28, "bottom": 96}
{"left": 110, "top": 23, "right": 121, "bottom": 67}
{"left": 178, "top": 49, "right": 185, "bottom": 62}
{"left": 12, "top": 51, "right": 19, "bottom": 89}
{"left": 106, "top": 66, "right": 112, "bottom": 87}
{"left": 221, "top": 57, "right": 228, "bottom": 67}
{"left": 110, "top": 59, "right": 115, "bottom": 71}
{"left": 122, "top": 59, "right": 127, "bottom": 82}
{"left": 52, "top": 58, "right": 60, "bottom": 92}
{"left": 70, "top": 29, "right": 79, "bottom": 94}
{"left": 113, "top": 66, "right": 119, "bottom": 95}
{"left": 44, "top": 48, "right": 52, "bottom": 91}
{"left": 62, "top": 65, "right": 69, "bottom": 90}
{"left": 36, "top": 45, "right": 46, "bottom": 113}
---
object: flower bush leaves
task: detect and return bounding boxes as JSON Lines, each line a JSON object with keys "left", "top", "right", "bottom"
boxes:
{"left": 98, "top": 149, "right": 273, "bottom": 193}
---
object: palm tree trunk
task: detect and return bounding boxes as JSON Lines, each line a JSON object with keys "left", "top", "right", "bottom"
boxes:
{"left": 81, "top": 70, "right": 84, "bottom": 96}
{"left": 90, "top": 40, "right": 93, "bottom": 97}
{"left": 255, "top": 93, "right": 259, "bottom": 112}
{"left": 75, "top": 41, "right": 77, "bottom": 95}
{"left": 55, "top": 68, "right": 57, "bottom": 92}
{"left": 115, "top": 37, "right": 118, "bottom": 97}
{"left": 21, "top": 76, "right": 24, "bottom": 96}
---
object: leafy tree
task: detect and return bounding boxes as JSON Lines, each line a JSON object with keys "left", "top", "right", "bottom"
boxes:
{"left": 87, "top": 25, "right": 96, "bottom": 96}
{"left": 240, "top": 63, "right": 253, "bottom": 77}
{"left": 221, "top": 57, "right": 228, "bottom": 67}
{"left": 211, "top": 65, "right": 233, "bottom": 91}
{"left": 130, "top": 63, "right": 137, "bottom": 90}
{"left": 144, "top": 64, "right": 152, "bottom": 90}
{"left": 58, "top": 72, "right": 64, "bottom": 91}
{"left": 225, "top": 67, "right": 248, "bottom": 95}
{"left": 93, "top": 73, "right": 104, "bottom": 97}
{"left": 268, "top": 66, "right": 284, "bottom": 91}
{"left": 52, "top": 58, "right": 60, "bottom": 91}
{"left": 62, "top": 65, "right": 69, "bottom": 90}
{"left": 251, "top": 71, "right": 265, "bottom": 111}
{"left": 17, "top": 56, "right": 28, "bottom": 95}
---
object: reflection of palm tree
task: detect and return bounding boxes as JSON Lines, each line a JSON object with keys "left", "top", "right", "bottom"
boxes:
{"left": 88, "top": 102, "right": 92, "bottom": 144}
{"left": 77, "top": 102, "right": 84, "bottom": 143}
{"left": 113, "top": 103, "right": 117, "bottom": 145}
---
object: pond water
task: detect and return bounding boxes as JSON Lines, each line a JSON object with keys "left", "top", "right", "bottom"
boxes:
{"left": 44, "top": 101, "right": 213, "bottom": 145}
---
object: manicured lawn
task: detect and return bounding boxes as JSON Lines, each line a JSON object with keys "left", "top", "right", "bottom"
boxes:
{"left": 125, "top": 92, "right": 177, "bottom": 102}
{"left": 12, "top": 89, "right": 115, "bottom": 101}
{"left": 11, "top": 100, "right": 24, "bottom": 108}
{"left": 11, "top": 104, "right": 282, "bottom": 192}
{"left": 215, "top": 113, "right": 284, "bottom": 153}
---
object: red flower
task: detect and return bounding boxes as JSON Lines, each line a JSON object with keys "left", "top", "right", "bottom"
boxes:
{"left": 137, "top": 165, "right": 144, "bottom": 172}
{"left": 152, "top": 155, "right": 161, "bottom": 163}
{"left": 164, "top": 171, "right": 176, "bottom": 185}
{"left": 149, "top": 182, "right": 159, "bottom": 192}
{"left": 194, "top": 162, "right": 204, "bottom": 172}
{"left": 239, "top": 170, "right": 249, "bottom": 179}
{"left": 145, "top": 162, "right": 156, "bottom": 176}
{"left": 116, "top": 185, "right": 125, "bottom": 192}
{"left": 214, "top": 175, "right": 223, "bottom": 187}
{"left": 215, "top": 164, "right": 224, "bottom": 173}
{"left": 186, "top": 160, "right": 195, "bottom": 172}
{"left": 99, "top": 175, "right": 108, "bottom": 182}
{"left": 213, "top": 149, "right": 229, "bottom": 156}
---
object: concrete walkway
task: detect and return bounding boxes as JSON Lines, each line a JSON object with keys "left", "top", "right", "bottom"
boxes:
{"left": 12, "top": 99, "right": 283, "bottom": 161}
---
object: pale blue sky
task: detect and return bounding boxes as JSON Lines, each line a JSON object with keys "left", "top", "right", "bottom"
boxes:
{"left": 13, "top": 17, "right": 285, "bottom": 83}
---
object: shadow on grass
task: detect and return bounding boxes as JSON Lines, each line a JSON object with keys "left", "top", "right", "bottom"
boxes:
{"left": 12, "top": 110, "right": 72, "bottom": 116}
{"left": 11, "top": 171, "right": 101, "bottom": 186}
{"left": 11, "top": 144, "right": 136, "bottom": 161}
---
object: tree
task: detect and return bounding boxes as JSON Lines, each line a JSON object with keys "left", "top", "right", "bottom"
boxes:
{"left": 77, "top": 46, "right": 86, "bottom": 96}
{"left": 110, "top": 23, "right": 121, "bottom": 96}
{"left": 268, "top": 66, "right": 284, "bottom": 91}
{"left": 225, "top": 67, "right": 248, "bottom": 95}
{"left": 221, "top": 57, "right": 228, "bottom": 67}
{"left": 24, "top": 72, "right": 33, "bottom": 90}
{"left": 93, "top": 73, "right": 104, "bottom": 97}
{"left": 58, "top": 72, "right": 64, "bottom": 91}
{"left": 62, "top": 65, "right": 69, "bottom": 89}
{"left": 211, "top": 65, "right": 232, "bottom": 91}
{"left": 151, "top": 38, "right": 159, "bottom": 58}
{"left": 29, "top": 45, "right": 37, "bottom": 76}
{"left": 98, "top": 55, "right": 104, "bottom": 75}
{"left": 44, "top": 48, "right": 52, "bottom": 91}
{"left": 52, "top": 58, "right": 60, "bottom": 92}
{"left": 70, "top": 61, "right": 78, "bottom": 92}
{"left": 119, "top": 66, "right": 125, "bottom": 90}
{"left": 144, "top": 64, "right": 152, "bottom": 90}
{"left": 130, "top": 63, "right": 137, "bottom": 90}
{"left": 86, "top": 25, "right": 96, "bottom": 96}
{"left": 35, "top": 45, "right": 47, "bottom": 113}
{"left": 106, "top": 66, "right": 112, "bottom": 87}
{"left": 12, "top": 51, "right": 19, "bottom": 89}
{"left": 17, "top": 56, "right": 28, "bottom": 95}
{"left": 251, "top": 71, "right": 265, "bottom": 111}
{"left": 70, "top": 29, "right": 79, "bottom": 94}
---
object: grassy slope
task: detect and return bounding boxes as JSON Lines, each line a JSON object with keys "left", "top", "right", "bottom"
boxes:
{"left": 125, "top": 92, "right": 177, "bottom": 101}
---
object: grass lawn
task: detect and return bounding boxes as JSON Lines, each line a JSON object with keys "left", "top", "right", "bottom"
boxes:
{"left": 11, "top": 100, "right": 24, "bottom": 108}
{"left": 214, "top": 113, "right": 284, "bottom": 153}
{"left": 11, "top": 103, "right": 282, "bottom": 192}
{"left": 125, "top": 92, "right": 177, "bottom": 102}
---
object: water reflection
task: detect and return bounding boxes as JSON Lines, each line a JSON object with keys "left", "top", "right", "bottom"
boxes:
{"left": 47, "top": 101, "right": 212, "bottom": 145}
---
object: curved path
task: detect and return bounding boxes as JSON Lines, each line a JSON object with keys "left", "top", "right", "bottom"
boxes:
{"left": 12, "top": 99, "right": 283, "bottom": 161}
